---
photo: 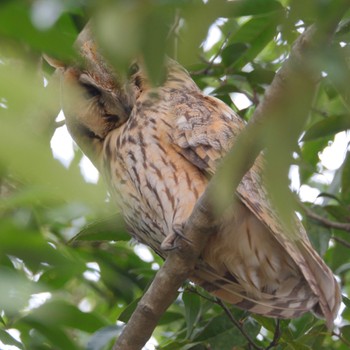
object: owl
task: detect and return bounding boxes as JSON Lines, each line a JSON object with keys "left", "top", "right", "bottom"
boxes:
{"left": 50, "top": 31, "right": 341, "bottom": 329}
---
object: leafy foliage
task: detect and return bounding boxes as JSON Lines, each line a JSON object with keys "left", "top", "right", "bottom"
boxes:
{"left": 1, "top": 0, "right": 350, "bottom": 349}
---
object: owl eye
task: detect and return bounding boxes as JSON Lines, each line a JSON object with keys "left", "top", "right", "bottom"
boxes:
{"left": 76, "top": 123, "right": 103, "bottom": 140}
{"left": 79, "top": 82, "right": 101, "bottom": 99}
{"left": 128, "top": 63, "right": 139, "bottom": 76}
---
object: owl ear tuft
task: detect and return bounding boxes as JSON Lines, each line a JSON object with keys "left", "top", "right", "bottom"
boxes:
{"left": 43, "top": 54, "right": 66, "bottom": 69}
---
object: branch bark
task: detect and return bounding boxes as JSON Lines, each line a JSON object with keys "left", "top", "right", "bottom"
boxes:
{"left": 110, "top": 4, "right": 350, "bottom": 349}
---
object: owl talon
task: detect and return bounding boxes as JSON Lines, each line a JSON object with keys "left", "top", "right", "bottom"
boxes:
{"left": 161, "top": 226, "right": 192, "bottom": 251}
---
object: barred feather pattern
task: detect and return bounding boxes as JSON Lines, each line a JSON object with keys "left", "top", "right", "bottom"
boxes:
{"left": 59, "top": 54, "right": 341, "bottom": 328}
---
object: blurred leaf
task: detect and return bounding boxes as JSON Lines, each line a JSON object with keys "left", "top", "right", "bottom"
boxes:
{"left": 87, "top": 325, "right": 122, "bottom": 350}
{"left": 22, "top": 299, "right": 107, "bottom": 333}
{"left": 21, "top": 320, "right": 81, "bottom": 350}
{"left": 0, "top": 1, "right": 77, "bottom": 60}
{"left": 302, "top": 115, "right": 350, "bottom": 141}
{"left": 225, "top": 0, "right": 283, "bottom": 17}
{"left": 0, "top": 220, "right": 67, "bottom": 271}
{"left": 0, "top": 329, "right": 24, "bottom": 349}
{"left": 141, "top": 6, "right": 172, "bottom": 86}
{"left": 0, "top": 267, "right": 38, "bottom": 315}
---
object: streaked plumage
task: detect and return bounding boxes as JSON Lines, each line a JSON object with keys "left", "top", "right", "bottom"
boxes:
{"left": 53, "top": 35, "right": 341, "bottom": 328}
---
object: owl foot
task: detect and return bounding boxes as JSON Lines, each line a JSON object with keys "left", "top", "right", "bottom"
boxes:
{"left": 161, "top": 225, "right": 192, "bottom": 251}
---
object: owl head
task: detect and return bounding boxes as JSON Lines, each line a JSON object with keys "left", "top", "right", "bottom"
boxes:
{"left": 45, "top": 33, "right": 136, "bottom": 166}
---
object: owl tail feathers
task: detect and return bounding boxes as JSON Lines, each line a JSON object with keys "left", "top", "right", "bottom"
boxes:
{"left": 296, "top": 242, "right": 342, "bottom": 330}
{"left": 193, "top": 264, "right": 320, "bottom": 320}
{"left": 193, "top": 258, "right": 341, "bottom": 329}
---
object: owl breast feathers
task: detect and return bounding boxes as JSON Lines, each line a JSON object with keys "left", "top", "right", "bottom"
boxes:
{"left": 56, "top": 47, "right": 341, "bottom": 328}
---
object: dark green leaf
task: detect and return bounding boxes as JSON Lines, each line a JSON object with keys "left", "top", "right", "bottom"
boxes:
{"left": 341, "top": 325, "right": 350, "bottom": 343}
{"left": 183, "top": 292, "right": 202, "bottom": 338}
{"left": 341, "top": 151, "right": 350, "bottom": 204}
{"left": 159, "top": 311, "right": 184, "bottom": 326}
{"left": 302, "top": 115, "right": 350, "bottom": 141}
{"left": 195, "top": 314, "right": 256, "bottom": 349}
{"left": 221, "top": 43, "right": 248, "bottom": 67}
{"left": 118, "top": 298, "right": 141, "bottom": 324}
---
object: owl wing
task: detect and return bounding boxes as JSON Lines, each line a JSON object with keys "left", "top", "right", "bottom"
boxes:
{"left": 170, "top": 93, "right": 340, "bottom": 328}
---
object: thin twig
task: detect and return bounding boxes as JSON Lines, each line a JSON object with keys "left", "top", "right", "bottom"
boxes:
{"left": 265, "top": 320, "right": 281, "bottom": 350}
{"left": 185, "top": 286, "right": 264, "bottom": 349}
{"left": 301, "top": 204, "right": 350, "bottom": 233}
{"left": 332, "top": 236, "right": 350, "bottom": 249}
{"left": 216, "top": 299, "right": 263, "bottom": 350}
{"left": 191, "top": 31, "right": 233, "bottom": 76}
{"left": 333, "top": 330, "right": 350, "bottom": 347}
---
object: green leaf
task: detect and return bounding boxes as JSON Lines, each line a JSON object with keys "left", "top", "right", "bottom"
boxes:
{"left": 70, "top": 214, "right": 130, "bottom": 243}
{"left": 302, "top": 115, "right": 350, "bottom": 141}
{"left": 228, "top": 13, "right": 280, "bottom": 69}
{"left": 0, "top": 329, "right": 24, "bottom": 349}
{"left": 183, "top": 292, "right": 202, "bottom": 338}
